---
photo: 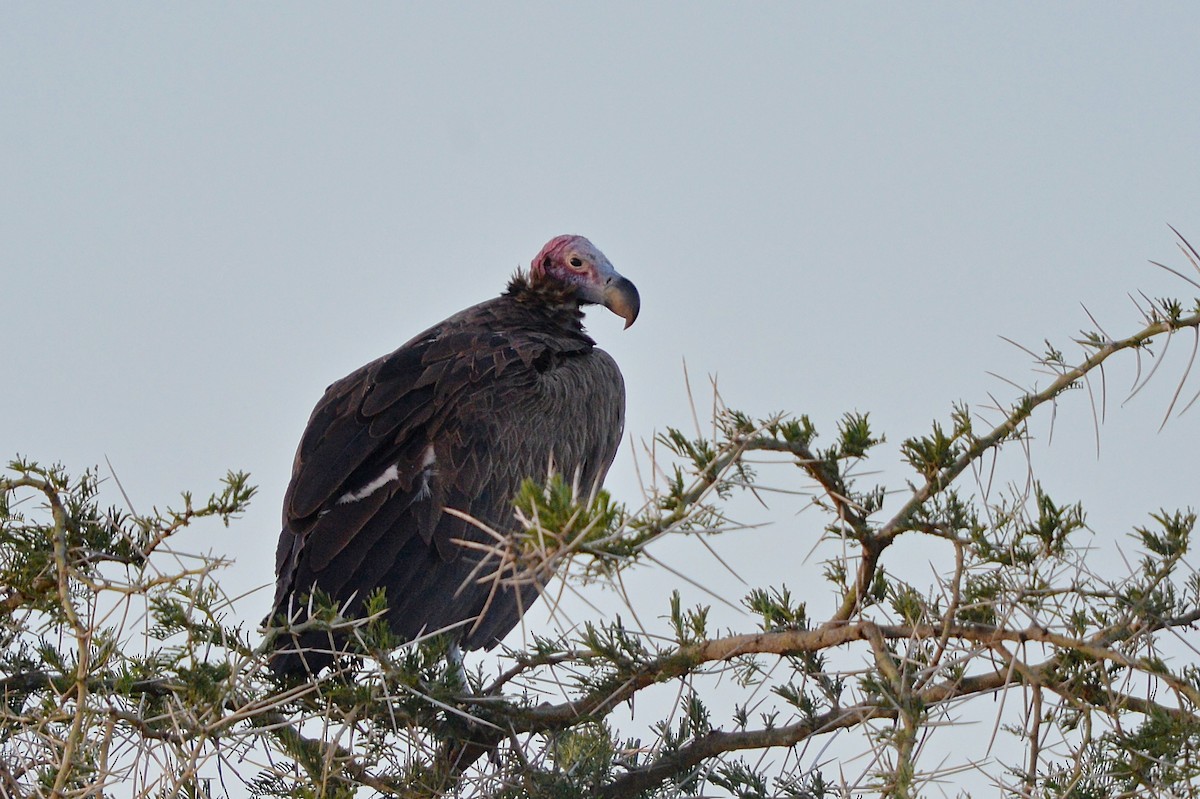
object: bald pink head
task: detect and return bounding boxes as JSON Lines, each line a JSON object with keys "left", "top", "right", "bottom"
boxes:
{"left": 530, "top": 235, "right": 640, "bottom": 328}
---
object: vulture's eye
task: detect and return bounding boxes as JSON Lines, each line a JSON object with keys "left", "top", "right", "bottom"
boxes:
{"left": 569, "top": 256, "right": 584, "bottom": 269}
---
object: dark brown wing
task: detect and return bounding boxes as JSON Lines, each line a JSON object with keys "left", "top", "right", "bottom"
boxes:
{"left": 268, "top": 296, "right": 625, "bottom": 674}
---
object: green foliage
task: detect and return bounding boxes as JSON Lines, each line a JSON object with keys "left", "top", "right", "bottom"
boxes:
{"left": 513, "top": 473, "right": 624, "bottom": 554}
{"left": 745, "top": 585, "right": 808, "bottom": 632}
{"left": 900, "top": 420, "right": 963, "bottom": 479}
{"left": 668, "top": 590, "right": 711, "bottom": 644}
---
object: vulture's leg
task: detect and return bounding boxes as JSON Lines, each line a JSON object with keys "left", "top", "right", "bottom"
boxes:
{"left": 448, "top": 639, "right": 467, "bottom": 690}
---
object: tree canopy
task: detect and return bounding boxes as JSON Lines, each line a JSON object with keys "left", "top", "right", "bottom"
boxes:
{"left": 5, "top": 236, "right": 1200, "bottom": 798}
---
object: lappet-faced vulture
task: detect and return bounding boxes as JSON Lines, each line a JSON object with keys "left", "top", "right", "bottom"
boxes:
{"left": 268, "top": 235, "right": 638, "bottom": 675}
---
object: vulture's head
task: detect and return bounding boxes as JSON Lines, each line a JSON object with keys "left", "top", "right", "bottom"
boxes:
{"left": 532, "top": 235, "right": 640, "bottom": 328}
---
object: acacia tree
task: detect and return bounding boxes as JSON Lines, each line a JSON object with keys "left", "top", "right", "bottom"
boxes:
{"left": 4, "top": 236, "right": 1200, "bottom": 798}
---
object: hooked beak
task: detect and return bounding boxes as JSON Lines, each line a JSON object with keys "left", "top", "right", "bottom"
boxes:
{"left": 603, "top": 276, "right": 640, "bottom": 329}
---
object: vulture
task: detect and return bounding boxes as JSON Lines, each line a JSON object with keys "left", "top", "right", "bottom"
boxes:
{"left": 268, "top": 235, "right": 639, "bottom": 676}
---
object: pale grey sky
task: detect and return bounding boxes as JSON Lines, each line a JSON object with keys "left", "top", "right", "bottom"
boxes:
{"left": 4, "top": 3, "right": 1200, "bottom": 786}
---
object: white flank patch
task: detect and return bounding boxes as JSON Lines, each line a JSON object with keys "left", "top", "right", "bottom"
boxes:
{"left": 337, "top": 463, "right": 401, "bottom": 505}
